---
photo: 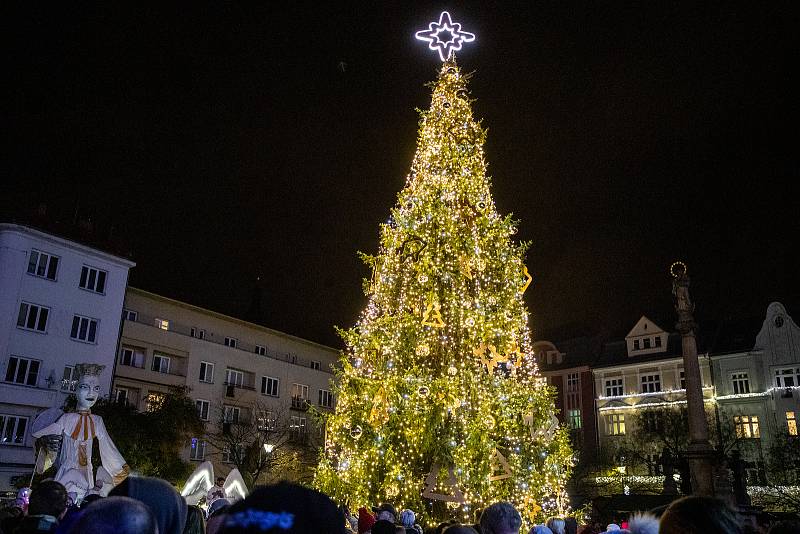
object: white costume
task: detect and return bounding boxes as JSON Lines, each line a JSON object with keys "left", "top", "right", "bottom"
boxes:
{"left": 32, "top": 410, "right": 128, "bottom": 501}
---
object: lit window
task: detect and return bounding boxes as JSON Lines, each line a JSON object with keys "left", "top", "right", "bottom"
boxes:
{"left": 154, "top": 318, "right": 169, "bottom": 330}
{"left": 4, "top": 356, "right": 40, "bottom": 386}
{"left": 61, "top": 366, "right": 77, "bottom": 391}
{"left": 189, "top": 438, "right": 206, "bottom": 461}
{"left": 605, "top": 413, "right": 625, "bottom": 435}
{"left": 641, "top": 374, "right": 662, "bottom": 393}
{"left": 79, "top": 266, "right": 107, "bottom": 294}
{"left": 27, "top": 250, "right": 59, "bottom": 280}
{"left": 0, "top": 414, "right": 29, "bottom": 445}
{"left": 199, "top": 361, "right": 214, "bottom": 383}
{"left": 17, "top": 302, "right": 49, "bottom": 333}
{"left": 257, "top": 411, "right": 276, "bottom": 432}
{"left": 605, "top": 378, "right": 623, "bottom": 397}
{"left": 195, "top": 399, "right": 210, "bottom": 421}
{"left": 568, "top": 409, "right": 582, "bottom": 429}
{"left": 787, "top": 411, "right": 798, "bottom": 436}
{"left": 70, "top": 315, "right": 98, "bottom": 343}
{"left": 734, "top": 415, "right": 760, "bottom": 439}
{"left": 731, "top": 372, "right": 750, "bottom": 395}
{"left": 261, "top": 376, "right": 280, "bottom": 397}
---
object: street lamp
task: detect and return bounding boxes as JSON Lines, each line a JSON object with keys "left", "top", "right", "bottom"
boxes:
{"left": 263, "top": 443, "right": 274, "bottom": 454}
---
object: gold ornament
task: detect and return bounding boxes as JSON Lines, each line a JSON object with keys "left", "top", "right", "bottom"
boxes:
{"left": 484, "top": 414, "right": 496, "bottom": 429}
{"left": 397, "top": 236, "right": 427, "bottom": 262}
{"left": 464, "top": 316, "right": 475, "bottom": 327}
{"left": 459, "top": 256, "right": 473, "bottom": 279}
{"left": 520, "top": 265, "right": 532, "bottom": 295}
{"left": 522, "top": 495, "right": 543, "bottom": 522}
{"left": 447, "top": 365, "right": 458, "bottom": 376}
{"left": 473, "top": 343, "right": 509, "bottom": 376}
{"left": 350, "top": 426, "right": 363, "bottom": 439}
{"left": 416, "top": 343, "right": 430, "bottom": 356}
{"left": 421, "top": 463, "right": 465, "bottom": 503}
{"left": 418, "top": 385, "right": 430, "bottom": 397}
{"left": 368, "top": 386, "right": 390, "bottom": 427}
{"left": 421, "top": 301, "right": 445, "bottom": 328}
{"left": 489, "top": 448, "right": 512, "bottom": 481}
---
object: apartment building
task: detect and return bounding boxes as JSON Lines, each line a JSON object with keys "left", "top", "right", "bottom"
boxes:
{"left": 114, "top": 287, "right": 339, "bottom": 478}
{"left": 0, "top": 224, "right": 134, "bottom": 490}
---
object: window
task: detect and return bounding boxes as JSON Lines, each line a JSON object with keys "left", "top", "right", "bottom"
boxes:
{"left": 257, "top": 410, "right": 276, "bottom": 432}
{"left": 190, "top": 327, "right": 205, "bottom": 340}
{"left": 290, "top": 416, "right": 307, "bottom": 440}
{"left": 291, "top": 383, "right": 309, "bottom": 409}
{"left": 70, "top": 315, "right": 98, "bottom": 343}
{"left": 643, "top": 338, "right": 651, "bottom": 349}
{"left": 654, "top": 336, "right": 662, "bottom": 347}
{"left": 145, "top": 393, "right": 165, "bottom": 412}
{"left": 775, "top": 367, "right": 800, "bottom": 388}
{"left": 119, "top": 346, "right": 145, "bottom": 368}
{"left": 189, "top": 438, "right": 206, "bottom": 461}
{"left": 199, "top": 361, "right": 214, "bottom": 383}
{"left": 5, "top": 356, "right": 40, "bottom": 386}
{"left": 225, "top": 368, "right": 244, "bottom": 387}
{"left": 734, "top": 415, "right": 760, "bottom": 439}
{"left": 27, "top": 250, "right": 59, "bottom": 280}
{"left": 223, "top": 405, "right": 241, "bottom": 423}
{"left": 151, "top": 354, "right": 171, "bottom": 374}
{"left": 310, "top": 360, "right": 321, "bottom": 371}
{"left": 605, "top": 413, "right": 625, "bottom": 436}
{"left": 79, "top": 266, "right": 107, "bottom": 293}
{"left": 680, "top": 370, "right": 686, "bottom": 390}
{"left": 61, "top": 366, "right": 77, "bottom": 391}
{"left": 122, "top": 309, "right": 138, "bottom": 321}
{"left": 255, "top": 345, "right": 266, "bottom": 356}
{"left": 113, "top": 387, "right": 129, "bottom": 405}
{"left": 319, "top": 389, "right": 334, "bottom": 408}
{"left": 646, "top": 453, "right": 663, "bottom": 476}
{"left": 195, "top": 399, "right": 210, "bottom": 421}
{"left": 261, "top": 376, "right": 280, "bottom": 397}
{"left": 222, "top": 444, "right": 243, "bottom": 463}
{"left": 154, "top": 318, "right": 169, "bottom": 330}
{"left": 567, "top": 409, "right": 582, "bottom": 429}
{"left": 641, "top": 411, "right": 664, "bottom": 433}
{"left": 641, "top": 374, "right": 661, "bottom": 393}
{"left": 731, "top": 372, "right": 750, "bottom": 395}
{"left": 224, "top": 337, "right": 237, "bottom": 348}
{"left": 0, "top": 414, "right": 28, "bottom": 445}
{"left": 17, "top": 302, "right": 49, "bottom": 332}
{"left": 787, "top": 412, "right": 798, "bottom": 436}
{"left": 605, "top": 378, "right": 623, "bottom": 397}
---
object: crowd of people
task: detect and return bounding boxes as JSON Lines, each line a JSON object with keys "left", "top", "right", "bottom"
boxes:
{"left": 0, "top": 476, "right": 798, "bottom": 534}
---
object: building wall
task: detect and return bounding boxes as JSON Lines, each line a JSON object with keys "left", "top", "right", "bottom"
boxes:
{"left": 115, "top": 287, "right": 339, "bottom": 479}
{"left": 0, "top": 224, "right": 134, "bottom": 491}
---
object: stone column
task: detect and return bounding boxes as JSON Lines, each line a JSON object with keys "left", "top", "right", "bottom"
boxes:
{"left": 671, "top": 262, "right": 715, "bottom": 496}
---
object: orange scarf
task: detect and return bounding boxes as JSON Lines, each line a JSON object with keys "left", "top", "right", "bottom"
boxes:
{"left": 70, "top": 412, "right": 96, "bottom": 441}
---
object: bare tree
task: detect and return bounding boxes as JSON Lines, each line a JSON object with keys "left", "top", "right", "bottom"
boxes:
{"left": 205, "top": 400, "right": 323, "bottom": 487}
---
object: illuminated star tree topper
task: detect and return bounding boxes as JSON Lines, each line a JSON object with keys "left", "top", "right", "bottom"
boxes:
{"left": 415, "top": 11, "right": 475, "bottom": 62}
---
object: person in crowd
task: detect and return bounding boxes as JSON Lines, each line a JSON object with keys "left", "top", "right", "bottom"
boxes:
{"left": 15, "top": 480, "right": 69, "bottom": 534}
{"left": 479, "top": 502, "right": 522, "bottom": 534}
{"left": 372, "top": 504, "right": 397, "bottom": 524}
{"left": 399, "top": 509, "right": 417, "bottom": 534}
{"left": 109, "top": 476, "right": 187, "bottom": 534}
{"left": 564, "top": 517, "right": 578, "bottom": 534}
{"left": 547, "top": 518, "right": 565, "bottom": 534}
{"left": 358, "top": 507, "right": 376, "bottom": 534}
{"left": 659, "top": 496, "right": 742, "bottom": 534}
{"left": 205, "top": 498, "right": 230, "bottom": 534}
{"left": 625, "top": 513, "right": 658, "bottom": 534}
{"left": 372, "top": 520, "right": 396, "bottom": 534}
{"left": 207, "top": 478, "right": 227, "bottom": 505}
{"left": 603, "top": 523, "right": 620, "bottom": 533}
{"left": 443, "top": 526, "right": 478, "bottom": 534}
{"left": 67, "top": 496, "right": 157, "bottom": 534}
{"left": 183, "top": 505, "right": 206, "bottom": 534}
{"left": 217, "top": 481, "right": 347, "bottom": 534}
{"left": 529, "top": 525, "right": 553, "bottom": 534}
{"left": 768, "top": 520, "right": 800, "bottom": 534}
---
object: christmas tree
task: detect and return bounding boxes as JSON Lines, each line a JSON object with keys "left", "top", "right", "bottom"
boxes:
{"left": 315, "top": 24, "right": 572, "bottom": 524}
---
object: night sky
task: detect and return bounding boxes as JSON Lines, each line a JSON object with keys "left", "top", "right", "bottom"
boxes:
{"left": 3, "top": 3, "right": 797, "bottom": 348}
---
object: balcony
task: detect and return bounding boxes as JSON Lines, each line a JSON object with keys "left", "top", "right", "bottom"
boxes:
{"left": 291, "top": 397, "right": 309, "bottom": 411}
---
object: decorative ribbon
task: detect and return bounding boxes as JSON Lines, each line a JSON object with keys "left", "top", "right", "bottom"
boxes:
{"left": 71, "top": 412, "right": 96, "bottom": 441}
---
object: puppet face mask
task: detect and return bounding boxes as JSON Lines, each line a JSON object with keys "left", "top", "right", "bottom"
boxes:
{"left": 76, "top": 374, "right": 101, "bottom": 411}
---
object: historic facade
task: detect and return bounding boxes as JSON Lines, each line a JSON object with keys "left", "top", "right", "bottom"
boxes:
{"left": 0, "top": 224, "right": 134, "bottom": 491}
{"left": 114, "top": 287, "right": 339, "bottom": 480}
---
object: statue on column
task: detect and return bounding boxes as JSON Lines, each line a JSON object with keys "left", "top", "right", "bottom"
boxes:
{"left": 670, "top": 261, "right": 696, "bottom": 334}
{"left": 31, "top": 363, "right": 129, "bottom": 503}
